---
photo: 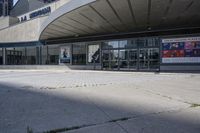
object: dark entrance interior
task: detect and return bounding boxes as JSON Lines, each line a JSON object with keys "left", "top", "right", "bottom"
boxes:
{"left": 102, "top": 38, "right": 160, "bottom": 71}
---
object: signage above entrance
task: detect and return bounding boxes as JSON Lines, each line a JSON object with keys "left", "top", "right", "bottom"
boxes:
{"left": 20, "top": 6, "right": 51, "bottom": 22}
{"left": 30, "top": 7, "right": 51, "bottom": 19}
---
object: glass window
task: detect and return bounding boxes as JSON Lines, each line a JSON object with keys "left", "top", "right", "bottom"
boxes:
{"left": 6, "top": 48, "right": 14, "bottom": 65}
{"left": 110, "top": 50, "right": 119, "bottom": 61}
{"left": 102, "top": 41, "right": 119, "bottom": 49}
{"left": 119, "top": 49, "right": 128, "bottom": 60}
{"left": 102, "top": 50, "right": 110, "bottom": 61}
{"left": 127, "top": 40, "right": 138, "bottom": 48}
{"left": 119, "top": 40, "right": 128, "bottom": 48}
{"left": 41, "top": 46, "right": 48, "bottom": 64}
{"left": 129, "top": 49, "right": 138, "bottom": 60}
{"left": 14, "top": 47, "right": 26, "bottom": 65}
{"left": 88, "top": 45, "right": 100, "bottom": 63}
{"left": 136, "top": 38, "right": 146, "bottom": 47}
{"left": 26, "top": 47, "right": 36, "bottom": 65}
{"left": 72, "top": 43, "right": 86, "bottom": 65}
{"left": 147, "top": 38, "right": 159, "bottom": 47}
{"left": 0, "top": 48, "right": 3, "bottom": 65}
{"left": 48, "top": 45, "right": 59, "bottom": 65}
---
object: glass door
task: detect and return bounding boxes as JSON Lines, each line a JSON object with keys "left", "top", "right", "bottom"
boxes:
{"left": 139, "top": 48, "right": 159, "bottom": 70}
{"left": 102, "top": 50, "right": 110, "bottom": 70}
{"left": 149, "top": 48, "right": 159, "bottom": 69}
{"left": 110, "top": 50, "right": 119, "bottom": 70}
{"left": 139, "top": 49, "right": 149, "bottom": 69}
{"left": 119, "top": 49, "right": 129, "bottom": 70}
{"left": 129, "top": 49, "right": 138, "bottom": 70}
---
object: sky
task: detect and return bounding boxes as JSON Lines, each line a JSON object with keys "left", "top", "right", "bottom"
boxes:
{"left": 14, "top": 0, "right": 18, "bottom": 5}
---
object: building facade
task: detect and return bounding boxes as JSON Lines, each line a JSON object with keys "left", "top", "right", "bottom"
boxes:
{"left": 0, "top": 0, "right": 200, "bottom": 72}
{"left": 0, "top": 0, "right": 13, "bottom": 16}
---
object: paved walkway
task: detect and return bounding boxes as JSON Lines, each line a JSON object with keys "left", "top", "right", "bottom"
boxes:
{"left": 0, "top": 70, "right": 200, "bottom": 133}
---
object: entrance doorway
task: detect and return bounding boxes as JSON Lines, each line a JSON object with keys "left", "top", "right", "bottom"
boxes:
{"left": 139, "top": 48, "right": 159, "bottom": 70}
{"left": 102, "top": 48, "right": 159, "bottom": 71}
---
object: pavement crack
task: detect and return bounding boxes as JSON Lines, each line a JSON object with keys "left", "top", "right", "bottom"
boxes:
{"left": 39, "top": 108, "right": 188, "bottom": 133}
{"left": 190, "top": 103, "right": 200, "bottom": 108}
{"left": 42, "top": 124, "right": 97, "bottom": 133}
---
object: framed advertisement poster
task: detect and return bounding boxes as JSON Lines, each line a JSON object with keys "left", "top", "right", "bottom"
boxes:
{"left": 88, "top": 45, "right": 100, "bottom": 63}
{"left": 162, "top": 37, "right": 200, "bottom": 63}
{"left": 60, "top": 46, "right": 71, "bottom": 63}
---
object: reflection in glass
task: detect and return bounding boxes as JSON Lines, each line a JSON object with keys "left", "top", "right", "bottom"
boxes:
{"left": 119, "top": 49, "right": 128, "bottom": 60}
{"left": 48, "top": 45, "right": 59, "bottom": 65}
{"left": 0, "top": 48, "right": 2, "bottom": 65}
{"left": 102, "top": 50, "right": 110, "bottom": 69}
{"left": 102, "top": 41, "right": 119, "bottom": 49}
{"left": 129, "top": 49, "right": 138, "bottom": 69}
{"left": 129, "top": 61, "right": 137, "bottom": 69}
{"left": 15, "top": 47, "right": 26, "bottom": 65}
{"left": 127, "top": 40, "right": 138, "bottom": 48}
{"left": 72, "top": 43, "right": 86, "bottom": 65}
{"left": 136, "top": 39, "right": 146, "bottom": 47}
{"left": 110, "top": 50, "right": 118, "bottom": 61}
{"left": 26, "top": 47, "right": 36, "bottom": 65}
{"left": 6, "top": 47, "right": 26, "bottom": 65}
{"left": 41, "top": 46, "right": 48, "bottom": 64}
{"left": 147, "top": 38, "right": 159, "bottom": 47}
{"left": 119, "top": 49, "right": 128, "bottom": 69}
{"left": 129, "top": 49, "right": 137, "bottom": 60}
{"left": 119, "top": 40, "right": 128, "bottom": 48}
{"left": 102, "top": 50, "right": 109, "bottom": 61}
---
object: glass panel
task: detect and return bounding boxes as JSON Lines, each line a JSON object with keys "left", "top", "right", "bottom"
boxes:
{"left": 136, "top": 39, "right": 146, "bottom": 47}
{"left": 129, "top": 49, "right": 138, "bottom": 61}
{"left": 110, "top": 61, "right": 118, "bottom": 70}
{"left": 103, "top": 61, "right": 109, "bottom": 69}
{"left": 110, "top": 50, "right": 119, "bottom": 70}
{"left": 15, "top": 47, "right": 26, "bottom": 65}
{"left": 149, "top": 48, "right": 159, "bottom": 60}
{"left": 119, "top": 49, "right": 128, "bottom": 60}
{"left": 60, "top": 45, "right": 71, "bottom": 64}
{"left": 72, "top": 43, "right": 86, "bottom": 65}
{"left": 119, "top": 40, "right": 128, "bottom": 48}
{"left": 119, "top": 49, "right": 128, "bottom": 69}
{"left": 102, "top": 41, "right": 118, "bottom": 49}
{"left": 139, "top": 49, "right": 149, "bottom": 69}
{"left": 129, "top": 49, "right": 138, "bottom": 69}
{"left": 0, "top": 48, "right": 3, "bottom": 65}
{"left": 129, "top": 61, "right": 137, "bottom": 69}
{"left": 41, "top": 46, "right": 48, "bottom": 64}
{"left": 126, "top": 40, "right": 138, "bottom": 48}
{"left": 88, "top": 45, "right": 100, "bottom": 63}
{"left": 102, "top": 50, "right": 109, "bottom": 61}
{"left": 147, "top": 38, "right": 159, "bottom": 47}
{"left": 6, "top": 48, "right": 14, "bottom": 65}
{"left": 48, "top": 45, "right": 59, "bottom": 65}
{"left": 26, "top": 47, "right": 36, "bottom": 65}
{"left": 119, "top": 61, "right": 128, "bottom": 69}
{"left": 110, "top": 50, "right": 119, "bottom": 61}
{"left": 149, "top": 48, "right": 159, "bottom": 69}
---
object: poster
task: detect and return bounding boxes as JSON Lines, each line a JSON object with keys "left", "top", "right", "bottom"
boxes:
{"left": 88, "top": 45, "right": 100, "bottom": 63}
{"left": 162, "top": 37, "right": 200, "bottom": 63}
{"left": 60, "top": 46, "right": 71, "bottom": 63}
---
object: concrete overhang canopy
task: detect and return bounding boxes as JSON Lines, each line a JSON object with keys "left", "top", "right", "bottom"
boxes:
{"left": 40, "top": 0, "right": 200, "bottom": 40}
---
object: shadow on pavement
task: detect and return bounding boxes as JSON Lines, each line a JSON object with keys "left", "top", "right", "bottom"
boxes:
{"left": 0, "top": 82, "right": 199, "bottom": 133}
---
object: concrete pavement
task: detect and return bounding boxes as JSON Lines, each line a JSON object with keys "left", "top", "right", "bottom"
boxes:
{"left": 0, "top": 70, "right": 199, "bottom": 133}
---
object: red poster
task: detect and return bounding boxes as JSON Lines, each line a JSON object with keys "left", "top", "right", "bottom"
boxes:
{"left": 163, "top": 50, "right": 185, "bottom": 58}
